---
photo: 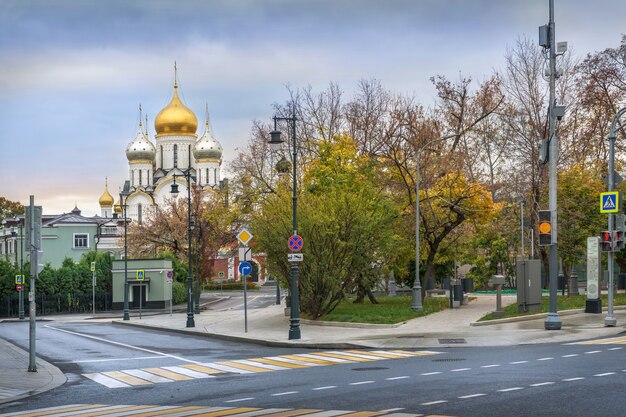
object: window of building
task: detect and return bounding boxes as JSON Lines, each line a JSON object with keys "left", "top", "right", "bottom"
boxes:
{"left": 138, "top": 203, "right": 143, "bottom": 224}
{"left": 174, "top": 144, "right": 178, "bottom": 168}
{"left": 160, "top": 145, "right": 164, "bottom": 169}
{"left": 206, "top": 168, "right": 209, "bottom": 185}
{"left": 73, "top": 233, "right": 89, "bottom": 249}
{"left": 214, "top": 168, "right": 217, "bottom": 185}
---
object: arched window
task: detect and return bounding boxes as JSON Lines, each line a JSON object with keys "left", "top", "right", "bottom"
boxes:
{"left": 138, "top": 203, "right": 143, "bottom": 224}
{"left": 174, "top": 144, "right": 178, "bottom": 168}
{"left": 139, "top": 170, "right": 142, "bottom": 186}
{"left": 160, "top": 145, "right": 164, "bottom": 169}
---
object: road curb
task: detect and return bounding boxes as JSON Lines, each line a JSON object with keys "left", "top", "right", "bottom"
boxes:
{"left": 470, "top": 305, "right": 626, "bottom": 326}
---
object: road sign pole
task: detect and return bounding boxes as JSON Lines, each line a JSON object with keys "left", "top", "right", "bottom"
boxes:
{"left": 27, "top": 195, "right": 37, "bottom": 372}
{"left": 244, "top": 270, "right": 248, "bottom": 333}
{"left": 92, "top": 270, "right": 96, "bottom": 316}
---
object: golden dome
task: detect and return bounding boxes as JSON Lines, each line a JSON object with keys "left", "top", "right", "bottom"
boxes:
{"left": 154, "top": 80, "right": 198, "bottom": 137}
{"left": 114, "top": 198, "right": 122, "bottom": 214}
{"left": 99, "top": 179, "right": 114, "bottom": 207}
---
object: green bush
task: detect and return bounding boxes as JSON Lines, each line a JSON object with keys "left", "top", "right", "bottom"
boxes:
{"left": 204, "top": 281, "right": 259, "bottom": 291}
{"left": 172, "top": 281, "right": 187, "bottom": 304}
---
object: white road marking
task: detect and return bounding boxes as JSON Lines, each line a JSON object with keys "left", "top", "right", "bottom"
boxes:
{"left": 44, "top": 325, "right": 202, "bottom": 364}
{"left": 530, "top": 382, "right": 555, "bottom": 387}
{"left": 563, "top": 377, "right": 585, "bottom": 381}
{"left": 420, "top": 372, "right": 442, "bottom": 375}
{"left": 537, "top": 357, "right": 554, "bottom": 361}
{"left": 385, "top": 376, "right": 410, "bottom": 380}
{"left": 593, "top": 372, "right": 616, "bottom": 377}
{"left": 451, "top": 368, "right": 471, "bottom": 372}
{"left": 82, "top": 373, "right": 130, "bottom": 388}
{"left": 509, "top": 361, "right": 528, "bottom": 364}
{"left": 498, "top": 387, "right": 524, "bottom": 392}
{"left": 271, "top": 391, "right": 299, "bottom": 396}
{"left": 562, "top": 354, "right": 579, "bottom": 358}
{"left": 224, "top": 398, "right": 255, "bottom": 403}
{"left": 585, "top": 350, "right": 602, "bottom": 354}
{"left": 379, "top": 408, "right": 406, "bottom": 412}
{"left": 162, "top": 366, "right": 214, "bottom": 379}
{"left": 313, "top": 386, "right": 337, "bottom": 390}
{"left": 608, "top": 347, "right": 623, "bottom": 351}
{"left": 234, "top": 359, "right": 289, "bottom": 370}
{"left": 54, "top": 356, "right": 163, "bottom": 364}
{"left": 481, "top": 364, "right": 500, "bottom": 368}
{"left": 122, "top": 369, "right": 172, "bottom": 383}
{"left": 298, "top": 353, "right": 351, "bottom": 363}
{"left": 203, "top": 363, "right": 254, "bottom": 374}
{"left": 459, "top": 393, "right": 486, "bottom": 399}
{"left": 421, "top": 400, "right": 448, "bottom": 406}
{"left": 349, "top": 381, "right": 375, "bottom": 385}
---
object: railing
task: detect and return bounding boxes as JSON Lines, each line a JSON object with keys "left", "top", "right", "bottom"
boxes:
{"left": 0, "top": 292, "right": 112, "bottom": 317}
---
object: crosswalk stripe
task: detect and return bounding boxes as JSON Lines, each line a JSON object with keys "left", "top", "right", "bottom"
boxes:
{"left": 83, "top": 373, "right": 130, "bottom": 388}
{"left": 296, "top": 411, "right": 353, "bottom": 417}
{"left": 311, "top": 352, "right": 372, "bottom": 362}
{"left": 96, "top": 406, "right": 180, "bottom": 417}
{"left": 264, "top": 356, "right": 325, "bottom": 367}
{"left": 141, "top": 368, "right": 193, "bottom": 381}
{"left": 70, "top": 405, "right": 155, "bottom": 417}
{"left": 258, "top": 410, "right": 322, "bottom": 417}
{"left": 111, "top": 406, "right": 202, "bottom": 417}
{"left": 152, "top": 407, "right": 232, "bottom": 417}
{"left": 335, "top": 412, "right": 386, "bottom": 417}
{"left": 186, "top": 407, "right": 259, "bottom": 417}
{"left": 0, "top": 404, "right": 107, "bottom": 417}
{"left": 215, "top": 361, "right": 273, "bottom": 373}
{"left": 197, "top": 363, "right": 255, "bottom": 374}
{"left": 249, "top": 358, "right": 308, "bottom": 368}
{"left": 227, "top": 409, "right": 289, "bottom": 417}
{"left": 231, "top": 360, "right": 289, "bottom": 371}
{"left": 101, "top": 371, "right": 152, "bottom": 386}
{"left": 122, "top": 369, "right": 174, "bottom": 383}
{"left": 297, "top": 354, "right": 351, "bottom": 363}
{"left": 162, "top": 366, "right": 216, "bottom": 379}
{"left": 390, "top": 350, "right": 439, "bottom": 356}
{"left": 182, "top": 364, "right": 227, "bottom": 375}
{"left": 345, "top": 351, "right": 407, "bottom": 359}
{"left": 327, "top": 351, "right": 386, "bottom": 361}
{"left": 279, "top": 355, "right": 339, "bottom": 365}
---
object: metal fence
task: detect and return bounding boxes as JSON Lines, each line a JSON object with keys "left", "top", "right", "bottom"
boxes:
{"left": 0, "top": 292, "right": 112, "bottom": 318}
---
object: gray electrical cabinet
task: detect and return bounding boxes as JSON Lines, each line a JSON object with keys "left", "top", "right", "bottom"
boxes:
{"left": 517, "top": 260, "right": 542, "bottom": 313}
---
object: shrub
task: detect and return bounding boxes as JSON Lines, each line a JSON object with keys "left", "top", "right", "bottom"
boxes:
{"left": 172, "top": 281, "right": 187, "bottom": 304}
{"left": 204, "top": 281, "right": 259, "bottom": 291}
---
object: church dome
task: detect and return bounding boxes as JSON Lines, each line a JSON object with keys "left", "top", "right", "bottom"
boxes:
{"left": 154, "top": 81, "right": 198, "bottom": 137}
{"left": 114, "top": 198, "right": 122, "bottom": 214}
{"left": 98, "top": 179, "right": 114, "bottom": 207}
{"left": 126, "top": 122, "right": 156, "bottom": 162}
{"left": 194, "top": 117, "right": 223, "bottom": 161}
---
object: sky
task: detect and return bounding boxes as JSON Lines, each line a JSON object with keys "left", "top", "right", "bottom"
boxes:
{"left": 1, "top": 0, "right": 625, "bottom": 216}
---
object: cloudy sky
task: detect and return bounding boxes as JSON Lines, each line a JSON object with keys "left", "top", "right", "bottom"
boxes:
{"left": 1, "top": 0, "right": 625, "bottom": 216}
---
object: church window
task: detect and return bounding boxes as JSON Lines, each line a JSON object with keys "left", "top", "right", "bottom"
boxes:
{"left": 160, "top": 145, "right": 164, "bottom": 169}
{"left": 214, "top": 168, "right": 217, "bottom": 185}
{"left": 206, "top": 168, "right": 209, "bottom": 185}
{"left": 174, "top": 144, "right": 178, "bottom": 168}
{"left": 131, "top": 170, "right": 134, "bottom": 185}
{"left": 138, "top": 204, "right": 143, "bottom": 224}
{"left": 139, "top": 170, "right": 142, "bottom": 186}
{"left": 188, "top": 145, "right": 191, "bottom": 168}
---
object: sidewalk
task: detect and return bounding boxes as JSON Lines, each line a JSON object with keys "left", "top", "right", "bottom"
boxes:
{"left": 1, "top": 293, "right": 626, "bottom": 405}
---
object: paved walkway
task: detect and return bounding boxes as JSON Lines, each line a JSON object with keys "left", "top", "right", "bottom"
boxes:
{"left": 2, "top": 293, "right": 626, "bottom": 405}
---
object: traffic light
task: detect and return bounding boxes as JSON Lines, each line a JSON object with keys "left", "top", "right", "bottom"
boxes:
{"left": 601, "top": 230, "right": 614, "bottom": 252}
{"left": 538, "top": 210, "right": 553, "bottom": 246}
{"left": 616, "top": 230, "right": 625, "bottom": 251}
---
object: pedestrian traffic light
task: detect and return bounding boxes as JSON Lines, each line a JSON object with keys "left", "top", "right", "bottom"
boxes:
{"left": 601, "top": 230, "right": 614, "bottom": 252}
{"left": 538, "top": 210, "right": 553, "bottom": 246}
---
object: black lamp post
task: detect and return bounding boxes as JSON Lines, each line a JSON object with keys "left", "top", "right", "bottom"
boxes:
{"left": 269, "top": 108, "right": 301, "bottom": 340}
{"left": 194, "top": 212, "right": 201, "bottom": 315}
{"left": 171, "top": 173, "right": 195, "bottom": 328}
{"left": 120, "top": 181, "right": 131, "bottom": 321}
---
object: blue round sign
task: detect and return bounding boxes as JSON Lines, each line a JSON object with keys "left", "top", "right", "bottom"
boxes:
{"left": 238, "top": 261, "right": 252, "bottom": 277}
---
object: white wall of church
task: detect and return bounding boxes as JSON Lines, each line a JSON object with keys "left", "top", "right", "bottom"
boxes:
{"left": 156, "top": 136, "right": 197, "bottom": 171}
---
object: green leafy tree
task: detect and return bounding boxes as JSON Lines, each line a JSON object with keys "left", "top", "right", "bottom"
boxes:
{"left": 0, "top": 197, "right": 24, "bottom": 219}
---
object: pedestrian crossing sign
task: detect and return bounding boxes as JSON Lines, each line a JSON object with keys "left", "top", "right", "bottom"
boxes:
{"left": 136, "top": 270, "right": 145, "bottom": 281}
{"left": 600, "top": 191, "right": 620, "bottom": 213}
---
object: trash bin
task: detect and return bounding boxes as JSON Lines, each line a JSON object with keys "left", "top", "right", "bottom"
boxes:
{"left": 618, "top": 273, "right": 626, "bottom": 290}
{"left": 558, "top": 275, "right": 565, "bottom": 290}
{"left": 442, "top": 277, "right": 450, "bottom": 290}
{"left": 453, "top": 284, "right": 463, "bottom": 301}
{"left": 426, "top": 278, "right": 435, "bottom": 290}
{"left": 462, "top": 278, "right": 474, "bottom": 293}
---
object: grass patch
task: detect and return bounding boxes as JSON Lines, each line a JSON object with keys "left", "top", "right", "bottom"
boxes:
{"left": 478, "top": 293, "right": 626, "bottom": 321}
{"left": 315, "top": 296, "right": 450, "bottom": 324}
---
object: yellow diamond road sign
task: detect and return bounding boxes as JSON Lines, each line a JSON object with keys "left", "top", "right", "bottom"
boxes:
{"left": 237, "top": 228, "right": 253, "bottom": 246}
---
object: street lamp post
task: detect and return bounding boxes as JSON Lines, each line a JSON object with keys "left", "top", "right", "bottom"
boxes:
{"left": 120, "top": 182, "right": 131, "bottom": 321}
{"left": 412, "top": 134, "right": 455, "bottom": 311}
{"left": 269, "top": 108, "right": 301, "bottom": 340}
{"left": 19, "top": 222, "right": 24, "bottom": 320}
{"left": 171, "top": 173, "right": 195, "bottom": 328}
{"left": 194, "top": 213, "right": 201, "bottom": 315}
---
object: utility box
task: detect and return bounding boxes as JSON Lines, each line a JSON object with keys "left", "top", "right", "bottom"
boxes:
{"left": 517, "top": 260, "right": 542, "bottom": 313}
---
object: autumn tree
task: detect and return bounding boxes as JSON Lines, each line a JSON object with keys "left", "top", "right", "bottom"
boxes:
{"left": 0, "top": 197, "right": 23, "bottom": 219}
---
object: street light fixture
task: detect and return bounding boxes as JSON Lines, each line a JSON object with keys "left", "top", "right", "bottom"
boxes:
{"left": 120, "top": 181, "right": 131, "bottom": 321}
{"left": 171, "top": 173, "right": 195, "bottom": 328}
{"left": 269, "top": 108, "right": 301, "bottom": 340}
{"left": 412, "top": 133, "right": 455, "bottom": 311}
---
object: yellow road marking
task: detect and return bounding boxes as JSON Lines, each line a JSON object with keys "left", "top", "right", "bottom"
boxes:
{"left": 389, "top": 349, "right": 430, "bottom": 356}
{"left": 190, "top": 407, "right": 259, "bottom": 417}
{"left": 250, "top": 358, "right": 308, "bottom": 368}
{"left": 3, "top": 404, "right": 107, "bottom": 417}
{"left": 101, "top": 371, "right": 152, "bottom": 386}
{"left": 337, "top": 412, "right": 386, "bottom": 417}
{"left": 182, "top": 364, "right": 227, "bottom": 375}
{"left": 215, "top": 361, "right": 273, "bottom": 373}
{"left": 259, "top": 410, "right": 323, "bottom": 417}
{"left": 280, "top": 355, "right": 338, "bottom": 365}
{"left": 74, "top": 405, "right": 154, "bottom": 417}
{"left": 312, "top": 352, "right": 373, "bottom": 362}
{"left": 129, "top": 406, "right": 207, "bottom": 417}
{"left": 142, "top": 367, "right": 193, "bottom": 381}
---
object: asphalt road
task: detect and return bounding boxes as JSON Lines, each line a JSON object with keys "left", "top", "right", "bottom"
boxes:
{"left": 1, "top": 320, "right": 626, "bottom": 417}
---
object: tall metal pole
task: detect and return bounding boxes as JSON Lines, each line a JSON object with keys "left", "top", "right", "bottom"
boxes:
{"left": 19, "top": 223, "right": 24, "bottom": 320}
{"left": 521, "top": 201, "right": 525, "bottom": 257}
{"left": 194, "top": 215, "right": 200, "bottom": 315}
{"left": 289, "top": 110, "right": 301, "bottom": 340}
{"left": 544, "top": 0, "right": 562, "bottom": 330}
{"left": 412, "top": 151, "right": 423, "bottom": 311}
{"left": 605, "top": 106, "right": 626, "bottom": 326}
{"left": 28, "top": 195, "right": 37, "bottom": 372}
{"left": 186, "top": 171, "right": 195, "bottom": 328}
{"left": 122, "top": 194, "right": 129, "bottom": 321}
